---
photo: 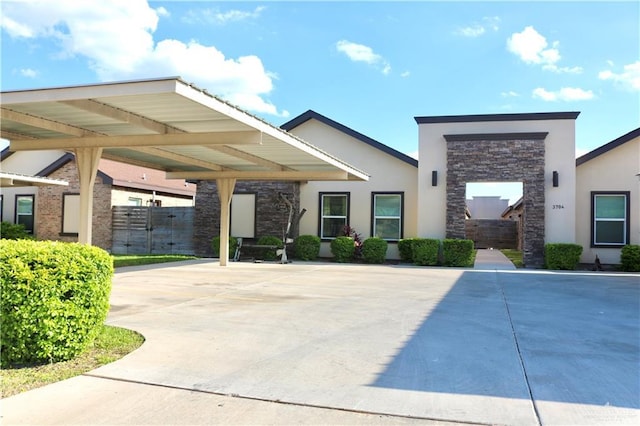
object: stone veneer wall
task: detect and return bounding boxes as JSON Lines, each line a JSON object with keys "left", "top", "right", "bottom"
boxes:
{"left": 193, "top": 180, "right": 300, "bottom": 257}
{"left": 37, "top": 161, "right": 113, "bottom": 250}
{"left": 445, "top": 136, "right": 546, "bottom": 267}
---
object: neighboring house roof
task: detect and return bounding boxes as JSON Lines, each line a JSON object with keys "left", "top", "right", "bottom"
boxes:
{"left": 1, "top": 147, "right": 14, "bottom": 161}
{"left": 0, "top": 171, "right": 68, "bottom": 187}
{"left": 501, "top": 197, "right": 524, "bottom": 218}
{"left": 576, "top": 127, "right": 640, "bottom": 166}
{"left": 281, "top": 110, "right": 418, "bottom": 168}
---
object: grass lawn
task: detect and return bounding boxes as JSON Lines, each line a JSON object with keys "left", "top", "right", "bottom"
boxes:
{"left": 113, "top": 254, "right": 197, "bottom": 268}
{"left": 500, "top": 249, "right": 524, "bottom": 268}
{"left": 1, "top": 325, "right": 144, "bottom": 398}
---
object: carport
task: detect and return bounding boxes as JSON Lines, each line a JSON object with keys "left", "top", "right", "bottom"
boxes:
{"left": 1, "top": 77, "right": 368, "bottom": 265}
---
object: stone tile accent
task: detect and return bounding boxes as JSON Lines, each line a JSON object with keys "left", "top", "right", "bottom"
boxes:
{"left": 446, "top": 137, "right": 545, "bottom": 267}
{"left": 194, "top": 180, "right": 300, "bottom": 257}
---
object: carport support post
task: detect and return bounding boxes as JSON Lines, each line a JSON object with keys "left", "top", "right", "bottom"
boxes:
{"left": 216, "top": 178, "right": 236, "bottom": 266}
{"left": 75, "top": 147, "right": 102, "bottom": 245}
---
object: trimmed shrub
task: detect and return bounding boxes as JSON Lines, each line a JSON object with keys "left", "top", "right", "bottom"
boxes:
{"left": 442, "top": 239, "right": 475, "bottom": 267}
{"left": 620, "top": 244, "right": 640, "bottom": 272}
{"left": 0, "top": 221, "right": 34, "bottom": 240}
{"left": 0, "top": 240, "right": 113, "bottom": 367}
{"left": 413, "top": 238, "right": 440, "bottom": 266}
{"left": 361, "top": 237, "right": 388, "bottom": 264}
{"left": 211, "top": 236, "right": 238, "bottom": 258}
{"left": 256, "top": 236, "right": 283, "bottom": 261}
{"left": 544, "top": 243, "right": 583, "bottom": 270}
{"left": 330, "top": 236, "right": 355, "bottom": 263}
{"left": 294, "top": 235, "right": 321, "bottom": 261}
{"left": 398, "top": 238, "right": 418, "bottom": 263}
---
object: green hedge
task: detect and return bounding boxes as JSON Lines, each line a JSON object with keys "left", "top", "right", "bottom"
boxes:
{"left": 361, "top": 237, "right": 388, "bottom": 264}
{"left": 0, "top": 221, "right": 34, "bottom": 240}
{"left": 330, "top": 236, "right": 354, "bottom": 263}
{"left": 442, "top": 239, "right": 475, "bottom": 267}
{"left": 620, "top": 245, "right": 640, "bottom": 272}
{"left": 0, "top": 240, "right": 113, "bottom": 367}
{"left": 398, "top": 238, "right": 418, "bottom": 263}
{"left": 211, "top": 236, "right": 238, "bottom": 258}
{"left": 413, "top": 238, "right": 440, "bottom": 266}
{"left": 544, "top": 243, "right": 583, "bottom": 270}
{"left": 294, "top": 235, "right": 321, "bottom": 261}
{"left": 256, "top": 236, "right": 283, "bottom": 261}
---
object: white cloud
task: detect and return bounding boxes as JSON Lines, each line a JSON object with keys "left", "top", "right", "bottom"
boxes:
{"left": 599, "top": 60, "right": 640, "bottom": 92}
{"left": 155, "top": 7, "right": 169, "bottom": 18}
{"left": 501, "top": 91, "right": 519, "bottom": 98}
{"left": 400, "top": 71, "right": 411, "bottom": 78}
{"left": 507, "top": 26, "right": 581, "bottom": 74}
{"left": 20, "top": 68, "right": 38, "bottom": 78}
{"left": 0, "top": 0, "right": 287, "bottom": 117}
{"left": 182, "top": 6, "right": 265, "bottom": 25}
{"left": 336, "top": 40, "right": 391, "bottom": 75}
{"left": 455, "top": 16, "right": 500, "bottom": 37}
{"left": 532, "top": 87, "right": 595, "bottom": 102}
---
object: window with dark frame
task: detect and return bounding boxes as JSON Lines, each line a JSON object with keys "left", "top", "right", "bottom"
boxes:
{"left": 591, "top": 191, "right": 630, "bottom": 247}
{"left": 319, "top": 193, "right": 349, "bottom": 239}
{"left": 15, "top": 194, "right": 34, "bottom": 233}
{"left": 372, "top": 192, "right": 403, "bottom": 241}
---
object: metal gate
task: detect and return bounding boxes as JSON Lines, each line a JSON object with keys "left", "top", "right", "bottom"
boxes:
{"left": 112, "top": 206, "right": 194, "bottom": 255}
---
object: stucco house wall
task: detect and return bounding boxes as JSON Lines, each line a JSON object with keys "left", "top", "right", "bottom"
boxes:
{"left": 576, "top": 129, "right": 639, "bottom": 264}
{"left": 282, "top": 111, "right": 418, "bottom": 260}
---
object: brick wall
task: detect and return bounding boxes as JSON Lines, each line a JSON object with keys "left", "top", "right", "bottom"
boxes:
{"left": 194, "top": 180, "right": 300, "bottom": 257}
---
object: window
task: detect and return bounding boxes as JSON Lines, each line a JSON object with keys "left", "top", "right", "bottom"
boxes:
{"left": 592, "top": 192, "right": 630, "bottom": 247}
{"left": 15, "top": 195, "right": 34, "bottom": 233}
{"left": 319, "top": 193, "right": 349, "bottom": 239}
{"left": 61, "top": 193, "right": 80, "bottom": 235}
{"left": 128, "top": 197, "right": 142, "bottom": 206}
{"left": 372, "top": 192, "right": 403, "bottom": 241}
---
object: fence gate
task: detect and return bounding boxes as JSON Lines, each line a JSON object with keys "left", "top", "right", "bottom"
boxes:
{"left": 112, "top": 206, "right": 194, "bottom": 255}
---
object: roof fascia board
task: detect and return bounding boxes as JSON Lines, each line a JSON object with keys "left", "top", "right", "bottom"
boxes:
{"left": 415, "top": 112, "right": 580, "bottom": 124}
{"left": 576, "top": 127, "right": 640, "bottom": 166}
{"left": 111, "top": 180, "right": 194, "bottom": 197}
{"left": 282, "top": 110, "right": 419, "bottom": 168}
{"left": 166, "top": 170, "right": 353, "bottom": 181}
{"left": 443, "top": 132, "right": 549, "bottom": 142}
{"left": 1, "top": 147, "right": 14, "bottom": 161}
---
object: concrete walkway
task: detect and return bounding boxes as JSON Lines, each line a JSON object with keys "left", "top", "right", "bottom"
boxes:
{"left": 2, "top": 260, "right": 638, "bottom": 425}
{"left": 474, "top": 248, "right": 517, "bottom": 270}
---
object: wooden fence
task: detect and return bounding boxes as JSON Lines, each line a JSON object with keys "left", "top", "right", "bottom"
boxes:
{"left": 112, "top": 206, "right": 194, "bottom": 255}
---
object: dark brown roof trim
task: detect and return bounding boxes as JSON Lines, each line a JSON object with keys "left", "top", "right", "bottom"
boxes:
{"left": 282, "top": 110, "right": 418, "bottom": 168}
{"left": 415, "top": 111, "right": 580, "bottom": 124}
{"left": 36, "top": 153, "right": 113, "bottom": 184}
{"left": 1, "top": 147, "right": 14, "bottom": 161}
{"left": 576, "top": 127, "right": 640, "bottom": 166}
{"left": 443, "top": 132, "right": 549, "bottom": 142}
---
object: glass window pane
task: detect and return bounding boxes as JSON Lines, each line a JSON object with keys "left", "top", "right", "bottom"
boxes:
{"left": 323, "top": 195, "right": 346, "bottom": 216}
{"left": 595, "top": 196, "right": 625, "bottom": 219}
{"left": 17, "top": 197, "right": 33, "bottom": 214}
{"left": 595, "top": 220, "right": 625, "bottom": 244}
{"left": 17, "top": 214, "right": 34, "bottom": 233}
{"left": 323, "top": 217, "right": 346, "bottom": 238}
{"left": 375, "top": 195, "right": 400, "bottom": 217}
{"left": 375, "top": 218, "right": 400, "bottom": 240}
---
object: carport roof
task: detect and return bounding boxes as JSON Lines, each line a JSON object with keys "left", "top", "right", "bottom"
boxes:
{"left": 1, "top": 77, "right": 368, "bottom": 182}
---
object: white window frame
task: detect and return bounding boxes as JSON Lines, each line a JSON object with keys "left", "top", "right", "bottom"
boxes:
{"left": 371, "top": 192, "right": 404, "bottom": 241}
{"left": 15, "top": 194, "right": 35, "bottom": 233}
{"left": 591, "top": 192, "right": 630, "bottom": 247}
{"left": 319, "top": 192, "right": 349, "bottom": 239}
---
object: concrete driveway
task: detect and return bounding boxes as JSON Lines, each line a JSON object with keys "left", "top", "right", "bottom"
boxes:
{"left": 3, "top": 260, "right": 639, "bottom": 425}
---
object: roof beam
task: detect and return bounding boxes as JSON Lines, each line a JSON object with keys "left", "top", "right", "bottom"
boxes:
{"left": 0, "top": 130, "right": 37, "bottom": 140}
{"left": 206, "top": 145, "right": 291, "bottom": 171}
{"left": 166, "top": 170, "right": 349, "bottom": 181}
{"left": 61, "top": 99, "right": 183, "bottom": 134}
{"left": 1, "top": 107, "right": 102, "bottom": 137}
{"left": 10, "top": 130, "right": 262, "bottom": 151}
{"left": 131, "top": 146, "right": 225, "bottom": 171}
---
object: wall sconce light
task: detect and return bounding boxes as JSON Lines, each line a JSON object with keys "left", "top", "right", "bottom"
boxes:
{"left": 552, "top": 171, "right": 559, "bottom": 187}
{"left": 432, "top": 170, "right": 438, "bottom": 186}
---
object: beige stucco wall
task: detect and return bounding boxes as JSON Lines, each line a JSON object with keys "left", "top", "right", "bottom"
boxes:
{"left": 111, "top": 187, "right": 194, "bottom": 207}
{"left": 417, "top": 117, "right": 577, "bottom": 245}
{"left": 576, "top": 136, "right": 640, "bottom": 264}
{"left": 287, "top": 119, "right": 418, "bottom": 259}
{"left": 1, "top": 149, "right": 67, "bottom": 175}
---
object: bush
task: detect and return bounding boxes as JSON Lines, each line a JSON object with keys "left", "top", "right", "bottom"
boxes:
{"left": 0, "top": 240, "right": 113, "bottom": 367}
{"left": 442, "top": 239, "right": 475, "bottom": 267}
{"left": 0, "top": 221, "right": 34, "bottom": 240}
{"left": 330, "top": 236, "right": 355, "bottom": 263}
{"left": 544, "top": 243, "right": 583, "bottom": 270}
{"left": 398, "top": 238, "right": 418, "bottom": 263}
{"left": 361, "top": 237, "right": 388, "bottom": 264}
{"left": 256, "top": 236, "right": 283, "bottom": 261}
{"left": 413, "top": 238, "right": 440, "bottom": 266}
{"left": 294, "top": 235, "right": 321, "bottom": 261}
{"left": 620, "top": 245, "right": 640, "bottom": 272}
{"left": 211, "top": 236, "right": 238, "bottom": 258}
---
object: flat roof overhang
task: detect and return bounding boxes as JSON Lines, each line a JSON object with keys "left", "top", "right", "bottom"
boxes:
{"left": 0, "top": 172, "right": 68, "bottom": 187}
{"left": 1, "top": 77, "right": 369, "bottom": 264}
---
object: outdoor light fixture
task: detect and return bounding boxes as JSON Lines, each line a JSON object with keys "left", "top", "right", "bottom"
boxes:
{"left": 552, "top": 171, "right": 559, "bottom": 187}
{"left": 432, "top": 170, "right": 438, "bottom": 186}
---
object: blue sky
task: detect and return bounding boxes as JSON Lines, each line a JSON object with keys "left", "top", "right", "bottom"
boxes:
{"left": 1, "top": 1, "right": 638, "bottom": 202}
